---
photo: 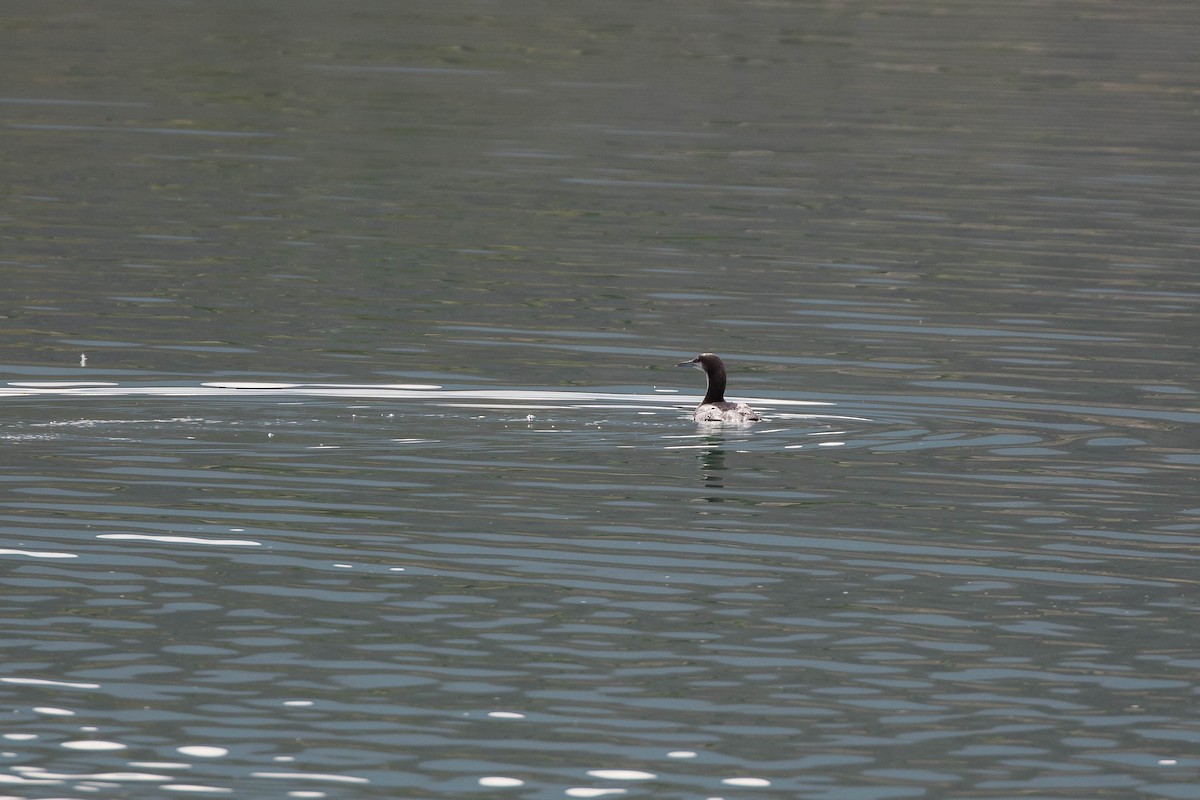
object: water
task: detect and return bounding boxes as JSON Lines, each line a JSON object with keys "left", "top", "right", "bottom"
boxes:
{"left": 2, "top": 1, "right": 1199, "bottom": 798}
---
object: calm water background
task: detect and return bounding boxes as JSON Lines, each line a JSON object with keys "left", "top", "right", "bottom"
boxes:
{"left": 2, "top": 1, "right": 1198, "bottom": 798}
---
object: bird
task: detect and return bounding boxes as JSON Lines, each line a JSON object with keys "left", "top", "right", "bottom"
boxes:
{"left": 676, "top": 353, "right": 762, "bottom": 424}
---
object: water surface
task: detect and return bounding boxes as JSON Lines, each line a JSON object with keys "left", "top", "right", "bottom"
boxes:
{"left": 2, "top": 1, "right": 1198, "bottom": 798}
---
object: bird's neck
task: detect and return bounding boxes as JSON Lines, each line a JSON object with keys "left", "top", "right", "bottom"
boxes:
{"left": 702, "top": 366, "right": 727, "bottom": 404}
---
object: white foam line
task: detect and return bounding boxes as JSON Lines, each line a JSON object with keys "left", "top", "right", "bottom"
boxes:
{"left": 0, "top": 549, "right": 78, "bottom": 559}
{"left": 0, "top": 382, "right": 833, "bottom": 408}
{"left": 97, "top": 534, "right": 261, "bottom": 547}
{"left": 250, "top": 772, "right": 368, "bottom": 784}
{"left": 442, "top": 403, "right": 581, "bottom": 410}
{"left": 12, "top": 769, "right": 169, "bottom": 780}
{"left": 2, "top": 677, "right": 99, "bottom": 689}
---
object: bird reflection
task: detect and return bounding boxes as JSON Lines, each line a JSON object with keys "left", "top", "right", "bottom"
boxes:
{"left": 696, "top": 434, "right": 728, "bottom": 497}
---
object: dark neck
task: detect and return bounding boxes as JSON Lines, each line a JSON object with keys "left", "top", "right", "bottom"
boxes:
{"left": 702, "top": 364, "right": 727, "bottom": 404}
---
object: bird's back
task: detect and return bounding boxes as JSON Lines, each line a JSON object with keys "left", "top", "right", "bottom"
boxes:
{"left": 693, "top": 400, "right": 761, "bottom": 424}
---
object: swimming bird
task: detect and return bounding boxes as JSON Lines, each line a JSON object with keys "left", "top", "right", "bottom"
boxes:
{"left": 676, "top": 353, "right": 762, "bottom": 424}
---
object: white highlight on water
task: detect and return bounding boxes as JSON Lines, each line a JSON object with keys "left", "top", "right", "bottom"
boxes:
{"left": 177, "top": 746, "right": 229, "bottom": 758}
{"left": 14, "top": 768, "right": 171, "bottom": 781}
{"left": 3, "top": 678, "right": 99, "bottom": 689}
{"left": 61, "top": 740, "right": 127, "bottom": 751}
{"left": 585, "top": 770, "right": 657, "bottom": 780}
{"left": 721, "top": 777, "right": 772, "bottom": 787}
{"left": 251, "top": 772, "right": 369, "bottom": 784}
{"left": 163, "top": 785, "right": 234, "bottom": 794}
{"left": 0, "top": 549, "right": 78, "bottom": 559}
{"left": 98, "top": 534, "right": 261, "bottom": 547}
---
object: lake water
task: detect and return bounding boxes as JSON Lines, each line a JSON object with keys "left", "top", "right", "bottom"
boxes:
{"left": 2, "top": 1, "right": 1198, "bottom": 799}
